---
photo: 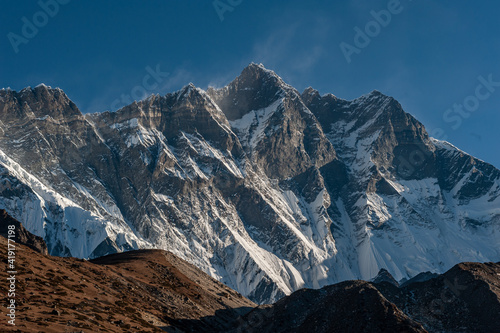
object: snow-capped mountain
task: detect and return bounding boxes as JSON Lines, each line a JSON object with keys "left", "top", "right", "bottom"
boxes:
{"left": 1, "top": 64, "right": 499, "bottom": 304}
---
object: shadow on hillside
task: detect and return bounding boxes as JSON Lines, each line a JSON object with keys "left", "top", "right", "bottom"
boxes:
{"left": 162, "top": 306, "right": 257, "bottom": 332}
{"left": 89, "top": 249, "right": 165, "bottom": 265}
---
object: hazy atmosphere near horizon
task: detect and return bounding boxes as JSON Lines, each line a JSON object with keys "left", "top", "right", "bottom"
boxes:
{"left": 1, "top": 0, "right": 499, "bottom": 168}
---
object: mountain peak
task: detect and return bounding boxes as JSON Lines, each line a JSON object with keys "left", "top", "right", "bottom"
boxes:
{"left": 178, "top": 82, "right": 197, "bottom": 93}
{"left": 354, "top": 89, "right": 389, "bottom": 103}
{"left": 174, "top": 82, "right": 206, "bottom": 102}
{"left": 372, "top": 268, "right": 399, "bottom": 287}
{"left": 207, "top": 63, "right": 292, "bottom": 121}
{"left": 19, "top": 83, "right": 65, "bottom": 95}
{"left": 302, "top": 86, "right": 319, "bottom": 97}
{"left": 243, "top": 62, "right": 274, "bottom": 73}
{"left": 34, "top": 83, "right": 51, "bottom": 90}
{"left": 247, "top": 62, "right": 266, "bottom": 70}
{"left": 301, "top": 86, "right": 321, "bottom": 105}
{"left": 0, "top": 85, "right": 81, "bottom": 121}
{"left": 237, "top": 62, "right": 289, "bottom": 89}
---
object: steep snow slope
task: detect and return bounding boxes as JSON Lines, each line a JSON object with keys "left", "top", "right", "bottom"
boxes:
{"left": 303, "top": 87, "right": 500, "bottom": 281}
{"left": 0, "top": 148, "right": 148, "bottom": 257}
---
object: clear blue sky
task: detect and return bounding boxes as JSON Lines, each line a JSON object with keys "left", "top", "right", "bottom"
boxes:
{"left": 1, "top": 0, "right": 499, "bottom": 168}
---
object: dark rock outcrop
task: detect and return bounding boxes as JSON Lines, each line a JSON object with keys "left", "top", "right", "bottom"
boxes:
{"left": 375, "top": 262, "right": 500, "bottom": 333}
{"left": 372, "top": 268, "right": 399, "bottom": 287}
{"left": 0, "top": 209, "right": 48, "bottom": 255}
{"left": 231, "top": 281, "right": 426, "bottom": 333}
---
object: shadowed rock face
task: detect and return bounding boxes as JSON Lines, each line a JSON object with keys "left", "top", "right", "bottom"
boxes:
{"left": 207, "top": 63, "right": 286, "bottom": 121}
{"left": 399, "top": 271, "right": 439, "bottom": 288}
{"left": 231, "top": 262, "right": 500, "bottom": 333}
{"left": 230, "top": 281, "right": 427, "bottom": 333}
{"left": 0, "top": 209, "right": 48, "bottom": 255}
{"left": 0, "top": 64, "right": 499, "bottom": 304}
{"left": 375, "top": 262, "right": 500, "bottom": 333}
{"left": 372, "top": 268, "right": 399, "bottom": 287}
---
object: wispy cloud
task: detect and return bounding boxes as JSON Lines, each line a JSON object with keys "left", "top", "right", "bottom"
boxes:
{"left": 205, "top": 72, "right": 236, "bottom": 89}
{"left": 250, "top": 15, "right": 332, "bottom": 83}
{"left": 158, "top": 67, "right": 195, "bottom": 92}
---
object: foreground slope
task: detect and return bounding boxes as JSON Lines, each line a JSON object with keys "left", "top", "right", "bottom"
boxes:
{"left": 0, "top": 64, "right": 499, "bottom": 303}
{"left": 233, "top": 261, "right": 500, "bottom": 333}
{"left": 2, "top": 213, "right": 499, "bottom": 332}
{"left": 231, "top": 281, "right": 427, "bottom": 333}
{"left": 0, "top": 215, "right": 255, "bottom": 332}
{"left": 375, "top": 262, "right": 500, "bottom": 332}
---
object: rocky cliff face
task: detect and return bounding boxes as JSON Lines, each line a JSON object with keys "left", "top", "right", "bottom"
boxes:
{"left": 0, "top": 64, "right": 499, "bottom": 304}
